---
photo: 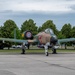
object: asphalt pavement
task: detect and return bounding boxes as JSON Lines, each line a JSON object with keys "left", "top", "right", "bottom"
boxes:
{"left": 0, "top": 53, "right": 75, "bottom": 75}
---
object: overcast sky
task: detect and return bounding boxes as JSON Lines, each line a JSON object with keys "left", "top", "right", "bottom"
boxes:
{"left": 0, "top": 0, "right": 75, "bottom": 30}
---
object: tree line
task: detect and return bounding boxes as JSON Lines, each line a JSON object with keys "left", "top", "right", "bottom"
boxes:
{"left": 0, "top": 19, "right": 75, "bottom": 40}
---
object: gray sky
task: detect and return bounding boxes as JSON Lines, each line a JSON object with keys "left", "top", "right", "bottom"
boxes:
{"left": 0, "top": 0, "right": 75, "bottom": 30}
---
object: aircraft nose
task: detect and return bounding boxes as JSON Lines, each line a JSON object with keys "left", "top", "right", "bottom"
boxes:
{"left": 50, "top": 36, "right": 58, "bottom": 45}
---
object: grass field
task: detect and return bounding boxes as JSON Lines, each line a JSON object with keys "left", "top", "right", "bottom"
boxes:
{"left": 0, "top": 49, "right": 75, "bottom": 54}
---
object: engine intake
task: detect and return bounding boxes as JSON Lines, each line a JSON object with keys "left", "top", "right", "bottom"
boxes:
{"left": 22, "top": 31, "right": 33, "bottom": 39}
{"left": 50, "top": 36, "right": 58, "bottom": 45}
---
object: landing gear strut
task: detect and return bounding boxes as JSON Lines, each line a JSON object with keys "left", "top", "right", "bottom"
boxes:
{"left": 44, "top": 45, "right": 49, "bottom": 56}
{"left": 52, "top": 47, "right": 57, "bottom": 54}
{"left": 46, "top": 52, "right": 49, "bottom": 56}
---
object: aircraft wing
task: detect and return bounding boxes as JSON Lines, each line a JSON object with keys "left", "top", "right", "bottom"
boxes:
{"left": 0, "top": 38, "right": 38, "bottom": 44}
{"left": 58, "top": 38, "right": 75, "bottom": 43}
{"left": 0, "top": 38, "right": 28, "bottom": 43}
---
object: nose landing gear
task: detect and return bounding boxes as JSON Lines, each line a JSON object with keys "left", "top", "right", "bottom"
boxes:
{"left": 46, "top": 52, "right": 49, "bottom": 56}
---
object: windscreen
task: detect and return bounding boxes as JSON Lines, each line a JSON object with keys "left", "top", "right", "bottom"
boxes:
{"left": 45, "top": 28, "right": 54, "bottom": 35}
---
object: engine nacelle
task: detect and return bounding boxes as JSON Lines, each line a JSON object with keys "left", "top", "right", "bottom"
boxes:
{"left": 22, "top": 31, "right": 33, "bottom": 39}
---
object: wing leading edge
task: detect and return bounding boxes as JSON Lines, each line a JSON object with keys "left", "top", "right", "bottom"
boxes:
{"left": 0, "top": 38, "right": 28, "bottom": 43}
{"left": 0, "top": 38, "right": 38, "bottom": 44}
{"left": 58, "top": 38, "right": 75, "bottom": 43}
{"left": 0, "top": 37, "right": 75, "bottom": 45}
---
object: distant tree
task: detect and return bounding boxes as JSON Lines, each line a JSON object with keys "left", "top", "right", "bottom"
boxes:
{"left": 71, "top": 26, "right": 75, "bottom": 38}
{"left": 37, "top": 26, "right": 42, "bottom": 32}
{"left": 0, "top": 26, "right": 3, "bottom": 37}
{"left": 11, "top": 28, "right": 21, "bottom": 39}
{"left": 41, "top": 20, "right": 58, "bottom": 35}
{"left": 21, "top": 19, "right": 38, "bottom": 35}
{"left": 57, "top": 31, "right": 66, "bottom": 39}
{"left": 0, "top": 20, "right": 22, "bottom": 49}
{"left": 61, "top": 23, "right": 72, "bottom": 38}
{"left": 1, "top": 19, "right": 20, "bottom": 39}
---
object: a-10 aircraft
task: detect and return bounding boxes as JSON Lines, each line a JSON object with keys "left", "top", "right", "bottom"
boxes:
{"left": 0, "top": 28, "right": 75, "bottom": 56}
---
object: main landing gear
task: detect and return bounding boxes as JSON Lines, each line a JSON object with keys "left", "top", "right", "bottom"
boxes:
{"left": 52, "top": 46, "right": 57, "bottom": 54}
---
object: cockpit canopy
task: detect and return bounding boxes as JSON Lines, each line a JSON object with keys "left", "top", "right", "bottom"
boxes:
{"left": 45, "top": 28, "right": 54, "bottom": 35}
{"left": 45, "top": 28, "right": 57, "bottom": 39}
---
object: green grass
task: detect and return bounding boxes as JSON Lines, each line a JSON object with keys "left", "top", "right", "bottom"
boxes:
{"left": 57, "top": 49, "right": 75, "bottom": 53}
{"left": 0, "top": 49, "right": 75, "bottom": 54}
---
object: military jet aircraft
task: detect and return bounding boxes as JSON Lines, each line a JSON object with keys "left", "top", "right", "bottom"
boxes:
{"left": 0, "top": 28, "right": 75, "bottom": 56}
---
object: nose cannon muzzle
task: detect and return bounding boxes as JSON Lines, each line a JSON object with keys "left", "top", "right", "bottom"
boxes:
{"left": 50, "top": 36, "right": 58, "bottom": 45}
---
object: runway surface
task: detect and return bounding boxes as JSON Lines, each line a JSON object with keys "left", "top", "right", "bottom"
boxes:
{"left": 0, "top": 53, "right": 75, "bottom": 75}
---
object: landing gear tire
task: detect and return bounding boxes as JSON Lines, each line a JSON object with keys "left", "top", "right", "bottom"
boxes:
{"left": 52, "top": 47, "right": 57, "bottom": 54}
{"left": 46, "top": 52, "right": 49, "bottom": 56}
{"left": 21, "top": 49, "right": 25, "bottom": 54}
